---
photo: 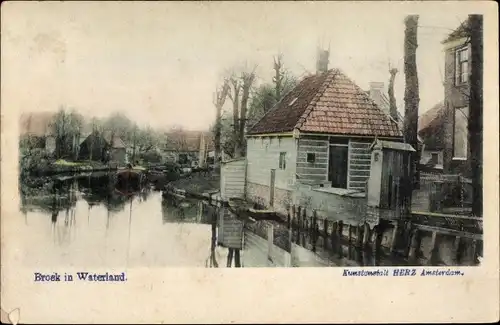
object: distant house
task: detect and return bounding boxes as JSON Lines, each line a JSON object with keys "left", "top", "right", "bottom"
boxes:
{"left": 416, "top": 18, "right": 475, "bottom": 176}
{"left": 245, "top": 50, "right": 403, "bottom": 214}
{"left": 164, "top": 130, "right": 214, "bottom": 165}
{"left": 418, "top": 101, "right": 446, "bottom": 169}
{"left": 78, "top": 131, "right": 126, "bottom": 165}
{"left": 19, "top": 112, "right": 57, "bottom": 154}
{"left": 366, "top": 81, "right": 424, "bottom": 153}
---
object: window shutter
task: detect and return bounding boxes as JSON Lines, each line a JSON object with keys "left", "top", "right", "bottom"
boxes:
{"left": 454, "top": 50, "right": 460, "bottom": 85}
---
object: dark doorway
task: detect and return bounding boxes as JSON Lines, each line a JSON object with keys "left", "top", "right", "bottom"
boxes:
{"left": 328, "top": 145, "right": 349, "bottom": 188}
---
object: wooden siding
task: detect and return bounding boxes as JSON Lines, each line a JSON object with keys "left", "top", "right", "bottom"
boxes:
{"left": 246, "top": 136, "right": 297, "bottom": 189}
{"left": 348, "top": 140, "right": 372, "bottom": 190}
{"left": 220, "top": 159, "right": 246, "bottom": 199}
{"left": 296, "top": 137, "right": 329, "bottom": 183}
{"left": 296, "top": 136, "right": 375, "bottom": 190}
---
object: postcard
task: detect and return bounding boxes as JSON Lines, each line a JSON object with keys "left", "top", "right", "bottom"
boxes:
{"left": 1, "top": 1, "right": 498, "bottom": 323}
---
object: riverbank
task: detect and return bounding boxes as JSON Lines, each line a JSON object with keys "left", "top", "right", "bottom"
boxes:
{"left": 167, "top": 173, "right": 220, "bottom": 195}
{"left": 23, "top": 159, "right": 120, "bottom": 176}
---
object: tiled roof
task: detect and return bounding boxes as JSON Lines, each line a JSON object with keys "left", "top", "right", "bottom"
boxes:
{"left": 248, "top": 69, "right": 402, "bottom": 137}
{"left": 103, "top": 132, "right": 126, "bottom": 149}
{"left": 418, "top": 101, "right": 445, "bottom": 133}
{"left": 418, "top": 101, "right": 446, "bottom": 150}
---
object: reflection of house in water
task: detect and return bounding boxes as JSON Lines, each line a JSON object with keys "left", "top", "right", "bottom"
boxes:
{"left": 161, "top": 197, "right": 213, "bottom": 224}
{"left": 77, "top": 173, "right": 129, "bottom": 212}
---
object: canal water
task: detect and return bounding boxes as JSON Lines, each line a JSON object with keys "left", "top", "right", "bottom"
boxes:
{"left": 19, "top": 172, "right": 410, "bottom": 268}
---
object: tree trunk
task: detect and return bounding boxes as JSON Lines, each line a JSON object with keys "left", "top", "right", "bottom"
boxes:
{"left": 214, "top": 81, "right": 229, "bottom": 163}
{"left": 403, "top": 15, "right": 421, "bottom": 189}
{"left": 231, "top": 81, "right": 241, "bottom": 158}
{"left": 239, "top": 73, "right": 255, "bottom": 157}
{"left": 469, "top": 15, "right": 483, "bottom": 218}
{"left": 388, "top": 68, "right": 399, "bottom": 121}
{"left": 274, "top": 55, "right": 283, "bottom": 101}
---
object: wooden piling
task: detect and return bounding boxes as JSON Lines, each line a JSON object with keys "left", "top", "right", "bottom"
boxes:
{"left": 390, "top": 223, "right": 399, "bottom": 253}
{"left": 337, "top": 221, "right": 343, "bottom": 238}
{"left": 408, "top": 229, "right": 420, "bottom": 260}
{"left": 356, "top": 225, "right": 363, "bottom": 247}
{"left": 267, "top": 224, "right": 274, "bottom": 261}
{"left": 453, "top": 236, "right": 462, "bottom": 264}
{"left": 471, "top": 239, "right": 478, "bottom": 265}
{"left": 301, "top": 208, "right": 307, "bottom": 231}
{"left": 331, "top": 221, "right": 338, "bottom": 238}
{"left": 323, "top": 219, "right": 329, "bottom": 237}
{"left": 227, "top": 248, "right": 234, "bottom": 267}
{"left": 348, "top": 225, "right": 353, "bottom": 243}
{"left": 374, "top": 227, "right": 383, "bottom": 253}
{"left": 429, "top": 231, "right": 439, "bottom": 264}
{"left": 362, "top": 223, "right": 370, "bottom": 247}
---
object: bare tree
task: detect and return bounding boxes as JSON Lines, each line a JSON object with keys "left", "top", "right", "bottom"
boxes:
{"left": 403, "top": 15, "right": 421, "bottom": 189}
{"left": 388, "top": 67, "right": 399, "bottom": 121}
{"left": 213, "top": 79, "right": 230, "bottom": 162}
{"left": 273, "top": 54, "right": 284, "bottom": 100}
{"left": 50, "top": 107, "right": 83, "bottom": 159}
{"left": 228, "top": 76, "right": 242, "bottom": 157}
{"left": 238, "top": 70, "right": 256, "bottom": 157}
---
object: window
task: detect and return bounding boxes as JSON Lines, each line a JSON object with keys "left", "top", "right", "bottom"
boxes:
{"left": 279, "top": 152, "right": 286, "bottom": 170}
{"left": 455, "top": 47, "right": 469, "bottom": 85}
{"left": 306, "top": 153, "right": 316, "bottom": 163}
{"left": 453, "top": 106, "right": 469, "bottom": 159}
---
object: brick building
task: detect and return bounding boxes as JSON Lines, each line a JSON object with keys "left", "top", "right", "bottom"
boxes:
{"left": 442, "top": 18, "right": 474, "bottom": 176}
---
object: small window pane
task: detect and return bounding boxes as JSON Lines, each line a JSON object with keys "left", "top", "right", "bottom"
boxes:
{"left": 460, "top": 49, "right": 465, "bottom": 61}
{"left": 279, "top": 152, "right": 286, "bottom": 170}
{"left": 306, "top": 153, "right": 316, "bottom": 163}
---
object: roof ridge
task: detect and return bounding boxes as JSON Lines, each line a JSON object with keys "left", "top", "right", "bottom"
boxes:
{"left": 295, "top": 69, "right": 338, "bottom": 130}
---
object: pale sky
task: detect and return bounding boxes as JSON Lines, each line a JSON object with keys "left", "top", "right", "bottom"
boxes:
{"left": 2, "top": 1, "right": 474, "bottom": 131}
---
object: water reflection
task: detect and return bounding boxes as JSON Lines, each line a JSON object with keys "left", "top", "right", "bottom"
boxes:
{"left": 19, "top": 173, "right": 228, "bottom": 267}
{"left": 19, "top": 172, "right": 410, "bottom": 268}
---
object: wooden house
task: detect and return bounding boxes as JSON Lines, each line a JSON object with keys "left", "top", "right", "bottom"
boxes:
{"left": 78, "top": 131, "right": 126, "bottom": 165}
{"left": 244, "top": 50, "right": 404, "bottom": 216}
{"left": 164, "top": 130, "right": 214, "bottom": 165}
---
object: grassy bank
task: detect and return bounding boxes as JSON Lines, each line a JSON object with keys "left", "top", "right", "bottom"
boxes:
{"left": 167, "top": 173, "right": 220, "bottom": 195}
{"left": 24, "top": 159, "right": 119, "bottom": 176}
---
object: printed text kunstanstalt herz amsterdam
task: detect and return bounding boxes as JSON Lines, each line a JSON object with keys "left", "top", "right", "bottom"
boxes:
{"left": 34, "top": 272, "right": 127, "bottom": 282}
{"left": 342, "top": 268, "right": 465, "bottom": 276}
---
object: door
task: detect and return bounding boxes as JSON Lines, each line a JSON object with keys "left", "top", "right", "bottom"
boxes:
{"left": 328, "top": 145, "right": 349, "bottom": 188}
{"left": 269, "top": 169, "right": 276, "bottom": 207}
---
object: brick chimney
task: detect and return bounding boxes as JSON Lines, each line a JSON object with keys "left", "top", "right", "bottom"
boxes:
{"left": 316, "top": 48, "right": 329, "bottom": 74}
{"left": 369, "top": 82, "right": 385, "bottom": 98}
